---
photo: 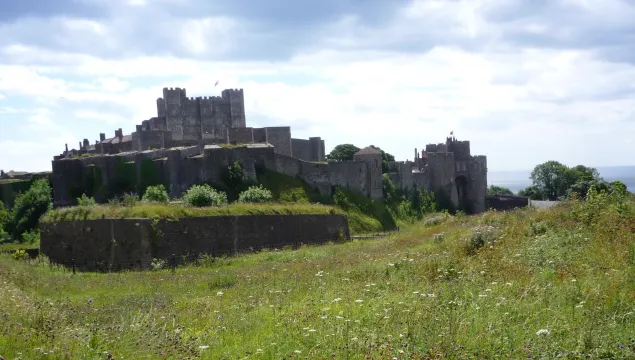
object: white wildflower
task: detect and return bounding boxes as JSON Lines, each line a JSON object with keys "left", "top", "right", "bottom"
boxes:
{"left": 536, "top": 329, "right": 550, "bottom": 336}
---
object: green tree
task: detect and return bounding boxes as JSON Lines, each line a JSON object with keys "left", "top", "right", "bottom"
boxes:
{"left": 518, "top": 185, "right": 547, "bottom": 200}
{"left": 326, "top": 144, "right": 360, "bottom": 162}
{"left": 6, "top": 178, "right": 52, "bottom": 242}
{"left": 487, "top": 185, "right": 514, "bottom": 196}
{"left": 382, "top": 174, "right": 397, "bottom": 203}
{"left": 0, "top": 202, "right": 9, "bottom": 241}
{"left": 369, "top": 145, "right": 395, "bottom": 173}
{"left": 608, "top": 180, "right": 628, "bottom": 195}
{"left": 530, "top": 161, "right": 576, "bottom": 200}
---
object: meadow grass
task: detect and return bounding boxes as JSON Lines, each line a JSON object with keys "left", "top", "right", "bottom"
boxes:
{"left": 41, "top": 202, "right": 342, "bottom": 223}
{"left": 1, "top": 195, "right": 634, "bottom": 358}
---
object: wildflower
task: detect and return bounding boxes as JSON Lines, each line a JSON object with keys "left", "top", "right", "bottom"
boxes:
{"left": 315, "top": 271, "right": 324, "bottom": 277}
{"left": 309, "top": 329, "right": 316, "bottom": 332}
{"left": 217, "top": 291, "right": 224, "bottom": 296}
{"left": 355, "top": 299, "right": 363, "bottom": 303}
{"left": 388, "top": 263, "right": 395, "bottom": 267}
{"left": 199, "top": 345, "right": 210, "bottom": 349}
{"left": 88, "top": 298, "right": 94, "bottom": 304}
{"left": 413, "top": 291, "right": 420, "bottom": 294}
{"left": 536, "top": 329, "right": 550, "bottom": 336}
{"left": 332, "top": 298, "right": 342, "bottom": 302}
{"left": 351, "top": 337, "right": 358, "bottom": 341}
{"left": 294, "top": 350, "right": 301, "bottom": 354}
{"left": 571, "top": 279, "right": 577, "bottom": 282}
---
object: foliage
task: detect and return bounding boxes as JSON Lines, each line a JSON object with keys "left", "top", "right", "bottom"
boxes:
{"left": 0, "top": 202, "right": 9, "bottom": 241}
{"left": 121, "top": 193, "right": 140, "bottom": 207}
{"left": 42, "top": 203, "right": 342, "bottom": 222}
{"left": 181, "top": 184, "right": 228, "bottom": 207}
{"left": 382, "top": 174, "right": 397, "bottom": 202}
{"left": 487, "top": 185, "right": 514, "bottom": 195}
{"left": 4, "top": 190, "right": 634, "bottom": 358}
{"left": 238, "top": 185, "right": 273, "bottom": 203}
{"left": 21, "top": 230, "right": 40, "bottom": 245}
{"left": 77, "top": 193, "right": 97, "bottom": 207}
{"left": 325, "top": 144, "right": 360, "bottom": 162}
{"left": 142, "top": 185, "right": 170, "bottom": 204}
{"left": 332, "top": 187, "right": 397, "bottom": 231}
{"left": 5, "top": 178, "right": 52, "bottom": 242}
{"left": 529, "top": 161, "right": 574, "bottom": 200}
{"left": 11, "top": 249, "right": 29, "bottom": 261}
{"left": 517, "top": 185, "right": 547, "bottom": 200}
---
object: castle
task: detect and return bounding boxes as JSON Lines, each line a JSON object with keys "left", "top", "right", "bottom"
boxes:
{"left": 52, "top": 87, "right": 487, "bottom": 213}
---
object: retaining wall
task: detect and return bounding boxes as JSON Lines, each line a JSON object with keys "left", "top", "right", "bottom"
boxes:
{"left": 40, "top": 214, "right": 350, "bottom": 271}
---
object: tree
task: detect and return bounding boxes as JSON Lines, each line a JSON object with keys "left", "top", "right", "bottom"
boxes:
{"left": 326, "top": 144, "right": 360, "bottom": 162}
{"left": 518, "top": 185, "right": 547, "bottom": 200}
{"left": 530, "top": 161, "right": 577, "bottom": 200}
{"left": 369, "top": 145, "right": 395, "bottom": 174}
{"left": 382, "top": 174, "right": 397, "bottom": 203}
{"left": 487, "top": 185, "right": 514, "bottom": 196}
{"left": 608, "top": 180, "right": 628, "bottom": 195}
{"left": 6, "top": 178, "right": 52, "bottom": 241}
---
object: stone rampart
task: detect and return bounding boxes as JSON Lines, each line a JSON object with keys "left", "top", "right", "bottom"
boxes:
{"left": 40, "top": 214, "right": 350, "bottom": 271}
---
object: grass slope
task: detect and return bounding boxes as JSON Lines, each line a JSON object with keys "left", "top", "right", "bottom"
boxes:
{"left": 1, "top": 195, "right": 634, "bottom": 358}
{"left": 41, "top": 203, "right": 342, "bottom": 222}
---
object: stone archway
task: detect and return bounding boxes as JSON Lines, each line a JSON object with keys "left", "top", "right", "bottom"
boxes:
{"left": 455, "top": 175, "right": 469, "bottom": 212}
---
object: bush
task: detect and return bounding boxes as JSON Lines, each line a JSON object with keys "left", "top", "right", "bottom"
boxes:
{"left": 22, "top": 230, "right": 40, "bottom": 245}
{"left": 464, "top": 225, "right": 500, "bottom": 254}
{"left": 238, "top": 185, "right": 273, "bottom": 203}
{"left": 0, "top": 203, "right": 9, "bottom": 242}
{"left": 424, "top": 213, "right": 450, "bottom": 227}
{"left": 182, "top": 184, "right": 228, "bottom": 207}
{"left": 77, "top": 194, "right": 97, "bottom": 207}
{"left": 12, "top": 249, "right": 29, "bottom": 261}
{"left": 142, "top": 185, "right": 170, "bottom": 204}
{"left": 6, "top": 178, "right": 52, "bottom": 242}
{"left": 122, "top": 193, "right": 140, "bottom": 207}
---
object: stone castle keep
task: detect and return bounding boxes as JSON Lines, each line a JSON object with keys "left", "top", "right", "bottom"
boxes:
{"left": 53, "top": 87, "right": 488, "bottom": 213}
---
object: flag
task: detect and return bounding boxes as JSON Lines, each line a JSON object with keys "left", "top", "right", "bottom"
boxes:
{"left": 450, "top": 130, "right": 454, "bottom": 135}
{"left": 214, "top": 80, "right": 219, "bottom": 87}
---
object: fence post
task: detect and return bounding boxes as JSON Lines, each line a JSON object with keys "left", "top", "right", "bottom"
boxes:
{"left": 171, "top": 254, "right": 176, "bottom": 273}
{"left": 72, "top": 258, "right": 76, "bottom": 275}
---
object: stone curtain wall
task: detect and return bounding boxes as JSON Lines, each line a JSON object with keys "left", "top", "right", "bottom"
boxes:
{"left": 40, "top": 214, "right": 350, "bottom": 271}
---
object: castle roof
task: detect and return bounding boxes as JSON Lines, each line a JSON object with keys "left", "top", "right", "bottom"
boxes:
{"left": 355, "top": 146, "right": 382, "bottom": 156}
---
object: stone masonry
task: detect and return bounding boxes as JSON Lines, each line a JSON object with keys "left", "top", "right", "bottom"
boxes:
{"left": 51, "top": 86, "right": 488, "bottom": 213}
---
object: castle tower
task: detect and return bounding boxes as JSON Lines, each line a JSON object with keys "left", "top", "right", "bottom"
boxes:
{"left": 221, "top": 89, "right": 246, "bottom": 128}
{"left": 354, "top": 147, "right": 384, "bottom": 201}
{"left": 160, "top": 87, "right": 187, "bottom": 141}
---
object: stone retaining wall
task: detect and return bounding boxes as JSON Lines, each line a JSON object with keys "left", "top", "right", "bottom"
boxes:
{"left": 40, "top": 214, "right": 349, "bottom": 271}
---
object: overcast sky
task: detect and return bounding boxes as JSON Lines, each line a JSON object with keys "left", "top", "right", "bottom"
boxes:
{"left": 1, "top": 0, "right": 634, "bottom": 172}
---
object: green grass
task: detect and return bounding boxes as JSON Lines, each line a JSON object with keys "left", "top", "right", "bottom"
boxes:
{"left": 41, "top": 202, "right": 343, "bottom": 222}
{"left": 0, "top": 179, "right": 25, "bottom": 184}
{"left": 1, "top": 192, "right": 634, "bottom": 358}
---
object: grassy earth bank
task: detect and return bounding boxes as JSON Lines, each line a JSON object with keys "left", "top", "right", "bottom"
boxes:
{"left": 1, "top": 190, "right": 634, "bottom": 358}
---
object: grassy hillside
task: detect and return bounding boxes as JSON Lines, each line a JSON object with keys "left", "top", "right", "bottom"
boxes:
{"left": 1, "top": 190, "right": 634, "bottom": 358}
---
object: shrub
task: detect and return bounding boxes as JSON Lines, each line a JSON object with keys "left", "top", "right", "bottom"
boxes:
{"left": 22, "top": 230, "right": 40, "bottom": 245}
{"left": 12, "top": 249, "right": 29, "bottom": 261}
{"left": 182, "top": 184, "right": 228, "bottom": 207}
{"left": 424, "top": 213, "right": 449, "bottom": 227}
{"left": 464, "top": 225, "right": 500, "bottom": 254}
{"left": 122, "top": 193, "right": 140, "bottom": 207}
{"left": 151, "top": 258, "right": 167, "bottom": 271}
{"left": 6, "top": 178, "right": 52, "bottom": 241}
{"left": 142, "top": 184, "right": 170, "bottom": 204}
{"left": 238, "top": 185, "right": 273, "bottom": 203}
{"left": 77, "top": 194, "right": 97, "bottom": 207}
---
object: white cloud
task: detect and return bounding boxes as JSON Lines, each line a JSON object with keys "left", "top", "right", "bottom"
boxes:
{"left": 0, "top": 0, "right": 634, "bottom": 173}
